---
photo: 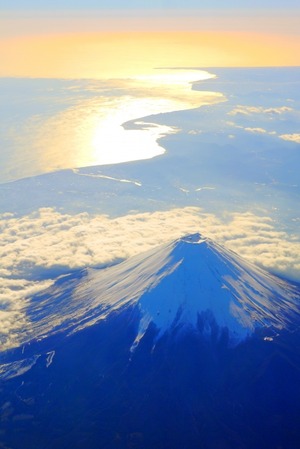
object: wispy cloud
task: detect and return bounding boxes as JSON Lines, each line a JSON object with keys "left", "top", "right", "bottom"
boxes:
{"left": 244, "top": 127, "right": 267, "bottom": 134}
{"left": 279, "top": 133, "right": 300, "bottom": 143}
{"left": 228, "top": 105, "right": 293, "bottom": 116}
{"left": 225, "top": 105, "right": 298, "bottom": 140}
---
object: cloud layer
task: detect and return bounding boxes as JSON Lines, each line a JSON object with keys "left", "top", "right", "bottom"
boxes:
{"left": 1, "top": 206, "right": 299, "bottom": 281}
{"left": 1, "top": 206, "right": 299, "bottom": 348}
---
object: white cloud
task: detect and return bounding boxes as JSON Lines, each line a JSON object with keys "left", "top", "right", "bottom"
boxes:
{"left": 226, "top": 121, "right": 277, "bottom": 136}
{"left": 263, "top": 107, "right": 294, "bottom": 115}
{"left": 279, "top": 133, "right": 300, "bottom": 144}
{"left": 188, "top": 130, "right": 202, "bottom": 135}
{"left": 0, "top": 277, "right": 53, "bottom": 350}
{"left": 244, "top": 127, "right": 267, "bottom": 134}
{"left": 228, "top": 105, "right": 293, "bottom": 116}
{"left": 0, "top": 207, "right": 299, "bottom": 279}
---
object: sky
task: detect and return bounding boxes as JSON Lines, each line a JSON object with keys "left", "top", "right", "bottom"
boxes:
{"left": 1, "top": 0, "right": 299, "bottom": 9}
{"left": 0, "top": 2, "right": 299, "bottom": 78}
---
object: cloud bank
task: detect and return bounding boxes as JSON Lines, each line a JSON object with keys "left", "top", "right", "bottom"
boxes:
{"left": 1, "top": 207, "right": 299, "bottom": 281}
{"left": 1, "top": 206, "right": 299, "bottom": 349}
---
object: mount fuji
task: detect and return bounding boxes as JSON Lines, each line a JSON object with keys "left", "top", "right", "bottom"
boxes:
{"left": 1, "top": 234, "right": 300, "bottom": 449}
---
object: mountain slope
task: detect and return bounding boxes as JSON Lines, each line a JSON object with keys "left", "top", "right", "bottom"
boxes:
{"left": 1, "top": 234, "right": 300, "bottom": 449}
{"left": 16, "top": 233, "right": 300, "bottom": 351}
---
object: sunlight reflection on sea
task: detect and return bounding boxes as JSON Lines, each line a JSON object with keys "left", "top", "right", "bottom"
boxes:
{"left": 0, "top": 70, "right": 223, "bottom": 183}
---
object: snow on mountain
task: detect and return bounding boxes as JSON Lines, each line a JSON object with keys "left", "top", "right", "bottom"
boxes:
{"left": 1, "top": 234, "right": 300, "bottom": 449}
{"left": 15, "top": 233, "right": 300, "bottom": 352}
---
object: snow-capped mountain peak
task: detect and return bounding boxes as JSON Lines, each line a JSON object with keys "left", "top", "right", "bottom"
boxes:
{"left": 19, "top": 233, "right": 300, "bottom": 351}
{"left": 129, "top": 233, "right": 300, "bottom": 348}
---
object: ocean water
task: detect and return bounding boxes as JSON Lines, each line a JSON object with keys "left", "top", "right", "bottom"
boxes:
{"left": 0, "top": 69, "right": 219, "bottom": 184}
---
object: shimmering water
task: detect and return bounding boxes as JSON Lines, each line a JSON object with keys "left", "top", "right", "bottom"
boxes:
{"left": 0, "top": 69, "right": 222, "bottom": 183}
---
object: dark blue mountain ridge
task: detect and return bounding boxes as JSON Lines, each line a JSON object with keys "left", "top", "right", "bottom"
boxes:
{"left": 0, "top": 233, "right": 300, "bottom": 449}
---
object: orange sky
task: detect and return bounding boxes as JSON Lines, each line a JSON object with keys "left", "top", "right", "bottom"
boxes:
{"left": 1, "top": 11, "right": 299, "bottom": 78}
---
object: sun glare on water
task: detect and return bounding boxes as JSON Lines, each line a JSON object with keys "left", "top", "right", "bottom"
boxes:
{"left": 89, "top": 70, "right": 219, "bottom": 165}
{"left": 90, "top": 100, "right": 177, "bottom": 166}
{"left": 11, "top": 70, "right": 222, "bottom": 180}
